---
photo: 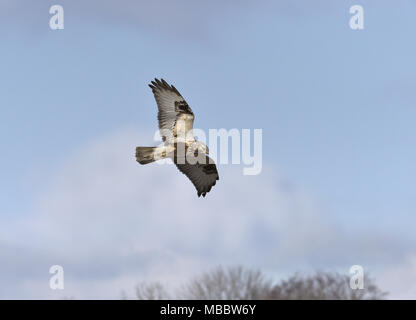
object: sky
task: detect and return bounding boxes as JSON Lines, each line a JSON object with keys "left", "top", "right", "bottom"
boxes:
{"left": 0, "top": 0, "right": 415, "bottom": 299}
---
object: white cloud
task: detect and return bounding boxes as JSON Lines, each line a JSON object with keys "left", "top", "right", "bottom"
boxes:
{"left": 0, "top": 128, "right": 411, "bottom": 299}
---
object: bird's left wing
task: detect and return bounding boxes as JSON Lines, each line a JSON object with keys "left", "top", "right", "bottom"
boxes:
{"left": 149, "top": 78, "right": 194, "bottom": 144}
{"left": 175, "top": 156, "right": 219, "bottom": 197}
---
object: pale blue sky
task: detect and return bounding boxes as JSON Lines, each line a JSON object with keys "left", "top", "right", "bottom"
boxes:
{"left": 1, "top": 0, "right": 415, "bottom": 298}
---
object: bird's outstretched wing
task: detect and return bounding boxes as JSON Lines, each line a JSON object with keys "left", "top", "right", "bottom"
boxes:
{"left": 175, "top": 156, "right": 219, "bottom": 197}
{"left": 149, "top": 78, "right": 194, "bottom": 144}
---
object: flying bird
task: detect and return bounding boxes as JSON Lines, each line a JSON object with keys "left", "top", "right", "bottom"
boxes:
{"left": 136, "top": 78, "right": 219, "bottom": 197}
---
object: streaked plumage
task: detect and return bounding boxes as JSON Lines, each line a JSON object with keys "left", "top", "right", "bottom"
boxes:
{"left": 136, "top": 78, "right": 219, "bottom": 197}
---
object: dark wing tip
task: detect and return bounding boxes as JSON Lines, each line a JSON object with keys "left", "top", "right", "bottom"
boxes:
{"left": 149, "top": 78, "right": 183, "bottom": 98}
{"left": 170, "top": 85, "right": 181, "bottom": 96}
{"left": 149, "top": 78, "right": 173, "bottom": 91}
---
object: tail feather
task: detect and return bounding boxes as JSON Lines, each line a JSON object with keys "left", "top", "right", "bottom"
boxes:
{"left": 136, "top": 147, "right": 157, "bottom": 165}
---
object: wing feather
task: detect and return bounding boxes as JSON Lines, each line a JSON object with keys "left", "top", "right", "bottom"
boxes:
{"left": 175, "top": 156, "right": 219, "bottom": 197}
{"left": 149, "top": 78, "right": 194, "bottom": 144}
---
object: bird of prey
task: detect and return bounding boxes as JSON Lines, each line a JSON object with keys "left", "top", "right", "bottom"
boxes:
{"left": 136, "top": 78, "right": 219, "bottom": 197}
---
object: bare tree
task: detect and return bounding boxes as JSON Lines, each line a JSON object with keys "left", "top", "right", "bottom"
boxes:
{"left": 268, "top": 271, "right": 387, "bottom": 300}
{"left": 128, "top": 267, "right": 387, "bottom": 300}
{"left": 179, "top": 266, "right": 273, "bottom": 300}
{"left": 135, "top": 281, "right": 170, "bottom": 300}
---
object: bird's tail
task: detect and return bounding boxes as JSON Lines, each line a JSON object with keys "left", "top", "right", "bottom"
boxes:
{"left": 136, "top": 146, "right": 171, "bottom": 165}
{"left": 135, "top": 147, "right": 158, "bottom": 165}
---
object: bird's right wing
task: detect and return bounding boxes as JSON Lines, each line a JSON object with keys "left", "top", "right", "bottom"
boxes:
{"left": 175, "top": 156, "right": 219, "bottom": 197}
{"left": 149, "top": 78, "right": 194, "bottom": 144}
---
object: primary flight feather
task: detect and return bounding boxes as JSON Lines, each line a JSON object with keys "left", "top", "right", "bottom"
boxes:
{"left": 136, "top": 78, "right": 219, "bottom": 197}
